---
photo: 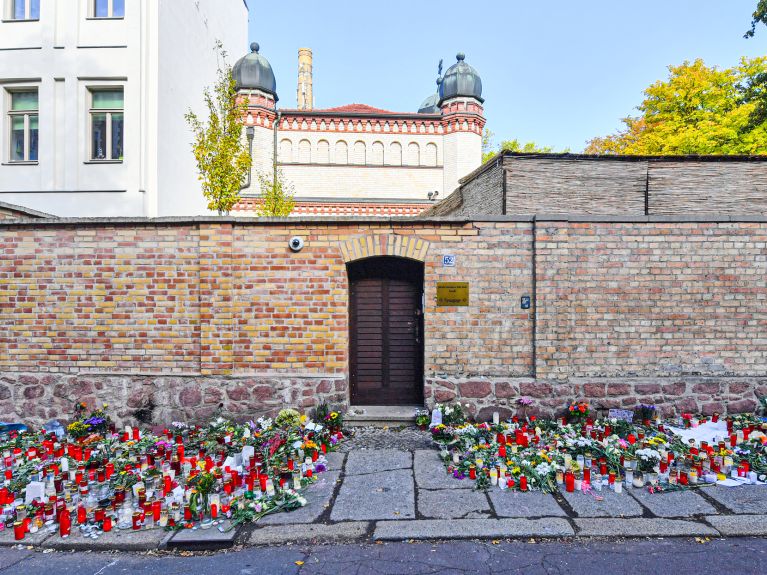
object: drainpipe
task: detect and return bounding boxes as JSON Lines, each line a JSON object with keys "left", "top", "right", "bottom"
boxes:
{"left": 273, "top": 110, "right": 282, "bottom": 185}
{"left": 240, "top": 126, "right": 255, "bottom": 190}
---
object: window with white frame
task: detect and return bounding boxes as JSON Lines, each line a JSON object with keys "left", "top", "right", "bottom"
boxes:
{"left": 8, "top": 89, "right": 38, "bottom": 163}
{"left": 89, "top": 88, "right": 123, "bottom": 161}
{"left": 92, "top": 0, "right": 124, "bottom": 18}
{"left": 8, "top": 0, "right": 39, "bottom": 20}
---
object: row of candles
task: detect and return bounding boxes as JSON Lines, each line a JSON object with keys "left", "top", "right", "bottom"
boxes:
{"left": 447, "top": 418, "right": 762, "bottom": 492}
{"left": 0, "top": 430, "right": 327, "bottom": 541}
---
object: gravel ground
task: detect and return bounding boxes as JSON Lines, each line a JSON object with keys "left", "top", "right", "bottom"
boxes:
{"left": 339, "top": 426, "right": 433, "bottom": 452}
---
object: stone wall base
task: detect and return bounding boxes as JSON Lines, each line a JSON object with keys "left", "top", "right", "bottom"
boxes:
{"left": 2, "top": 372, "right": 765, "bottom": 427}
{"left": 425, "top": 376, "right": 767, "bottom": 421}
{"left": 0, "top": 372, "right": 347, "bottom": 427}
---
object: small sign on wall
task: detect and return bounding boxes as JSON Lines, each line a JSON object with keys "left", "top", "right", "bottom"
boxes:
{"left": 608, "top": 409, "right": 634, "bottom": 422}
{"left": 436, "top": 282, "right": 469, "bottom": 306}
{"left": 442, "top": 254, "right": 456, "bottom": 267}
{"left": 521, "top": 295, "right": 531, "bottom": 309}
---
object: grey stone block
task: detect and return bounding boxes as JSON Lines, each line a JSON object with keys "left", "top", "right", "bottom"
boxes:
{"left": 704, "top": 486, "right": 767, "bottom": 514}
{"left": 414, "top": 449, "right": 473, "bottom": 489}
{"left": 489, "top": 491, "right": 567, "bottom": 518}
{"left": 345, "top": 449, "right": 412, "bottom": 476}
{"left": 575, "top": 518, "right": 717, "bottom": 537}
{"left": 629, "top": 488, "right": 717, "bottom": 517}
{"left": 560, "top": 488, "right": 643, "bottom": 517}
{"left": 331, "top": 468, "right": 415, "bottom": 521}
{"left": 0, "top": 525, "right": 53, "bottom": 547}
{"left": 167, "top": 522, "right": 237, "bottom": 549}
{"left": 706, "top": 514, "right": 767, "bottom": 536}
{"left": 42, "top": 526, "right": 170, "bottom": 551}
{"left": 249, "top": 521, "right": 370, "bottom": 545}
{"left": 326, "top": 451, "right": 346, "bottom": 471}
{"left": 418, "top": 489, "right": 491, "bottom": 519}
{"left": 259, "top": 471, "right": 340, "bottom": 525}
{"left": 373, "top": 518, "right": 574, "bottom": 540}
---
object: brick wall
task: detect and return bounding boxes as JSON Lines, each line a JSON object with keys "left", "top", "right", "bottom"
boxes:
{"left": 1, "top": 216, "right": 766, "bottom": 425}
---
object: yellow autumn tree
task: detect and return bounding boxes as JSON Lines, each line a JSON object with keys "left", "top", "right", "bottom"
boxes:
{"left": 586, "top": 57, "right": 767, "bottom": 155}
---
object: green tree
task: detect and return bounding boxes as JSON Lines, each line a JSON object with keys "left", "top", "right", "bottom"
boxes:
{"left": 185, "top": 43, "right": 251, "bottom": 215}
{"left": 746, "top": 0, "right": 767, "bottom": 37}
{"left": 256, "top": 168, "right": 295, "bottom": 217}
{"left": 482, "top": 135, "right": 556, "bottom": 163}
{"left": 585, "top": 57, "right": 767, "bottom": 155}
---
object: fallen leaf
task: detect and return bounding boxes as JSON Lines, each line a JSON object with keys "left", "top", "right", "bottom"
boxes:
{"left": 492, "top": 540, "right": 500, "bottom": 545}
{"left": 295, "top": 560, "right": 304, "bottom": 566}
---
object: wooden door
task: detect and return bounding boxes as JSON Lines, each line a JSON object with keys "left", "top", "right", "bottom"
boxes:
{"left": 349, "top": 258, "right": 423, "bottom": 405}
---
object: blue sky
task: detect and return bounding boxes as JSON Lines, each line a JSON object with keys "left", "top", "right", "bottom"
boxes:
{"left": 246, "top": 1, "right": 766, "bottom": 152}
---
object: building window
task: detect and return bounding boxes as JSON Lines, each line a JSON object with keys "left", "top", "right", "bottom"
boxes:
{"left": 8, "top": 0, "right": 39, "bottom": 20}
{"left": 92, "top": 0, "right": 124, "bottom": 18}
{"left": 8, "top": 89, "right": 38, "bottom": 163}
{"left": 89, "top": 88, "right": 123, "bottom": 161}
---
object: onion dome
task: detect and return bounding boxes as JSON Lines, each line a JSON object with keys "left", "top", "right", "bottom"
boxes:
{"left": 232, "top": 42, "right": 278, "bottom": 100}
{"left": 438, "top": 52, "right": 483, "bottom": 104}
{"left": 418, "top": 78, "right": 442, "bottom": 114}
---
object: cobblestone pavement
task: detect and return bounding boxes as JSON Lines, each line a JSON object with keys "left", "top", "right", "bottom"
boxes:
{"left": 3, "top": 428, "right": 767, "bottom": 552}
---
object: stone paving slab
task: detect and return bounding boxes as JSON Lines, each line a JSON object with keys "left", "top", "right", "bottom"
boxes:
{"left": 560, "top": 489, "right": 643, "bottom": 517}
{"left": 326, "top": 451, "right": 346, "bottom": 471}
{"left": 345, "top": 449, "right": 412, "bottom": 475}
{"left": 0, "top": 526, "right": 53, "bottom": 547}
{"left": 705, "top": 514, "right": 767, "bottom": 536}
{"left": 489, "top": 491, "right": 567, "bottom": 518}
{"left": 167, "top": 522, "right": 237, "bottom": 550}
{"left": 259, "top": 471, "right": 341, "bottom": 525}
{"left": 418, "top": 489, "right": 492, "bottom": 519}
{"left": 331, "top": 468, "right": 415, "bottom": 521}
{"left": 629, "top": 488, "right": 717, "bottom": 517}
{"left": 248, "top": 521, "right": 371, "bottom": 545}
{"left": 414, "top": 449, "right": 473, "bottom": 490}
{"left": 704, "top": 486, "right": 767, "bottom": 514}
{"left": 42, "top": 526, "right": 171, "bottom": 551}
{"left": 575, "top": 518, "right": 718, "bottom": 537}
{"left": 373, "top": 518, "right": 574, "bottom": 540}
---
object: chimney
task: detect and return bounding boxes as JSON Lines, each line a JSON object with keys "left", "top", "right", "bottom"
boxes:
{"left": 297, "top": 48, "right": 313, "bottom": 110}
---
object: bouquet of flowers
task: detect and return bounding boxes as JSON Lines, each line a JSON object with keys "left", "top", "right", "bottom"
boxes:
{"left": 566, "top": 402, "right": 589, "bottom": 424}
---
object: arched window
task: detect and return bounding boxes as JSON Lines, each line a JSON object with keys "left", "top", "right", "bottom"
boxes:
{"left": 424, "top": 143, "right": 438, "bottom": 166}
{"left": 389, "top": 142, "right": 402, "bottom": 166}
{"left": 317, "top": 140, "right": 330, "bottom": 164}
{"left": 299, "top": 139, "right": 311, "bottom": 163}
{"left": 407, "top": 142, "right": 420, "bottom": 166}
{"left": 353, "top": 141, "right": 366, "bottom": 165}
{"left": 279, "top": 139, "right": 293, "bottom": 163}
{"left": 371, "top": 141, "right": 384, "bottom": 165}
{"left": 335, "top": 140, "right": 348, "bottom": 164}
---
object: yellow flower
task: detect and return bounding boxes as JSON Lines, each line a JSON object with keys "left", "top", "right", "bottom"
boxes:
{"left": 300, "top": 415, "right": 307, "bottom": 424}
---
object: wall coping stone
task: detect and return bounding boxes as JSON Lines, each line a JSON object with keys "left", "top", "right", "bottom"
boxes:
{"left": 2, "top": 214, "right": 766, "bottom": 228}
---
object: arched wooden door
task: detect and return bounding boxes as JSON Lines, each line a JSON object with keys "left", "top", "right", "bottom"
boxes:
{"left": 348, "top": 257, "right": 424, "bottom": 405}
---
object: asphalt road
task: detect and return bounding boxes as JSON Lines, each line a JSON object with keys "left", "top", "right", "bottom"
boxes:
{"left": 1, "top": 537, "right": 766, "bottom": 574}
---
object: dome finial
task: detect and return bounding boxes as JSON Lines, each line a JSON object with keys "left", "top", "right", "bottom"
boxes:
{"left": 250, "top": 42, "right": 260, "bottom": 53}
{"left": 456, "top": 52, "right": 465, "bottom": 61}
{"left": 436, "top": 77, "right": 442, "bottom": 86}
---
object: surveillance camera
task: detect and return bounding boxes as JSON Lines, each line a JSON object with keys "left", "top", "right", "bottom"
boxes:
{"left": 289, "top": 236, "right": 304, "bottom": 252}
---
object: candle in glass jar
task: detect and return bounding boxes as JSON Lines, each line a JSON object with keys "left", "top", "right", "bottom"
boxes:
{"left": 492, "top": 412, "right": 499, "bottom": 425}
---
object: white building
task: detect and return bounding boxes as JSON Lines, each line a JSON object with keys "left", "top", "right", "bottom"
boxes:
{"left": 0, "top": 0, "right": 248, "bottom": 217}
{"left": 231, "top": 47, "right": 486, "bottom": 217}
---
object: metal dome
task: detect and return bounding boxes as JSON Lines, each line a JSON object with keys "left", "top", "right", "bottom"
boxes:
{"left": 232, "top": 42, "right": 278, "bottom": 100}
{"left": 438, "top": 52, "right": 483, "bottom": 105}
{"left": 418, "top": 78, "right": 442, "bottom": 114}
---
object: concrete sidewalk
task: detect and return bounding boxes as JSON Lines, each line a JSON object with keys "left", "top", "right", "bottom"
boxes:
{"left": 3, "top": 429, "right": 767, "bottom": 551}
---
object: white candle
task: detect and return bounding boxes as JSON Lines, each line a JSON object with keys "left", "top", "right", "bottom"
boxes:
{"left": 492, "top": 412, "right": 499, "bottom": 425}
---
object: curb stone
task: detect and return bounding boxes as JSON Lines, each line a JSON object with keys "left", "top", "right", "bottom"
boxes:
{"left": 574, "top": 518, "right": 718, "bottom": 537}
{"left": 373, "top": 518, "right": 574, "bottom": 540}
{"left": 248, "top": 521, "right": 371, "bottom": 545}
{"left": 705, "top": 515, "right": 767, "bottom": 536}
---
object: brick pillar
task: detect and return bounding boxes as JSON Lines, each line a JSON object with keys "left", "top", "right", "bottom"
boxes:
{"left": 199, "top": 223, "right": 234, "bottom": 375}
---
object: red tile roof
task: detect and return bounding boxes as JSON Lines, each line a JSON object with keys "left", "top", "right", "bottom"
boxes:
{"left": 233, "top": 198, "right": 432, "bottom": 217}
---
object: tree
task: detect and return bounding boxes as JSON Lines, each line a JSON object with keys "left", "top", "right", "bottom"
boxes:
{"left": 482, "top": 135, "right": 556, "bottom": 163}
{"left": 745, "top": 0, "right": 767, "bottom": 37}
{"left": 256, "top": 168, "right": 295, "bottom": 217}
{"left": 185, "top": 42, "right": 251, "bottom": 215}
{"left": 585, "top": 57, "right": 767, "bottom": 155}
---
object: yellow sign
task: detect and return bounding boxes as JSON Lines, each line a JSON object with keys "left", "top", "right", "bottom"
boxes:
{"left": 436, "top": 282, "right": 469, "bottom": 307}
